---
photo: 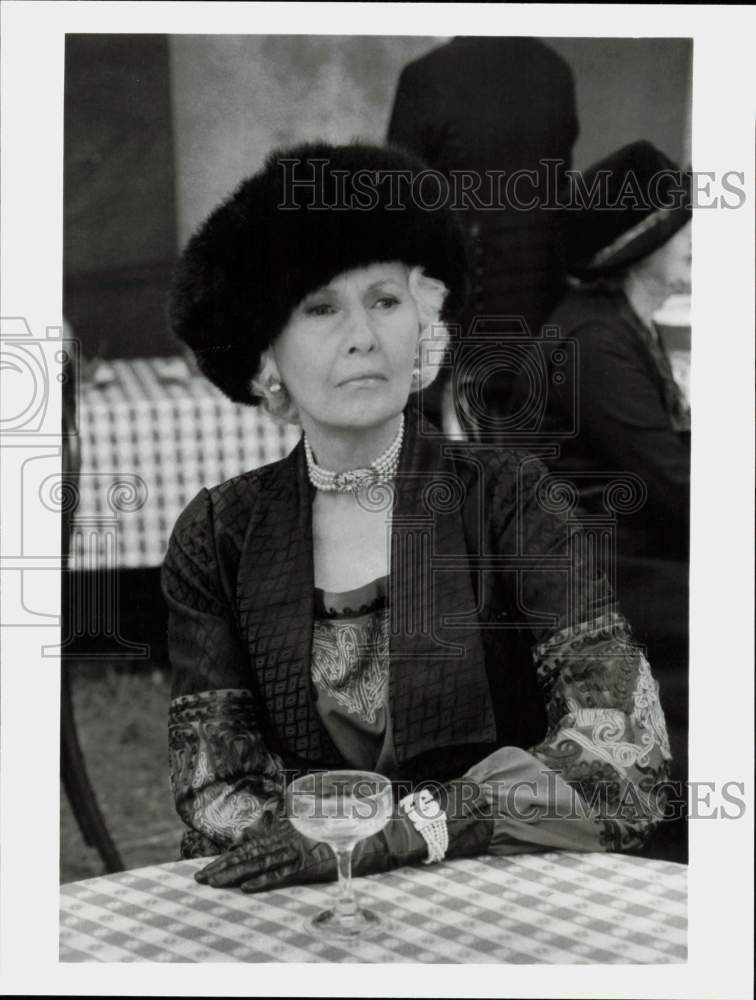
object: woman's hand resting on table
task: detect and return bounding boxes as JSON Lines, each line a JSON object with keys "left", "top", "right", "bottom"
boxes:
{"left": 196, "top": 809, "right": 334, "bottom": 892}
{"left": 195, "top": 806, "right": 427, "bottom": 893}
{"left": 194, "top": 781, "right": 495, "bottom": 893}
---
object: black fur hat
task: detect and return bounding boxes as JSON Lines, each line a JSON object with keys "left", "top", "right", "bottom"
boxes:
{"left": 169, "top": 141, "right": 470, "bottom": 405}
{"left": 566, "top": 140, "right": 691, "bottom": 278}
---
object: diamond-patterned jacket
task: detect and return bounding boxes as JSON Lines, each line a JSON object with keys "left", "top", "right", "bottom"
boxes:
{"left": 164, "top": 403, "right": 670, "bottom": 856}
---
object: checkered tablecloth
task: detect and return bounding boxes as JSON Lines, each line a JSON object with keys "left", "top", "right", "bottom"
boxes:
{"left": 70, "top": 357, "right": 300, "bottom": 570}
{"left": 59, "top": 851, "right": 686, "bottom": 964}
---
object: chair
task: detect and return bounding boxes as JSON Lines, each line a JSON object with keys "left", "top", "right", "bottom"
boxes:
{"left": 60, "top": 354, "right": 124, "bottom": 873}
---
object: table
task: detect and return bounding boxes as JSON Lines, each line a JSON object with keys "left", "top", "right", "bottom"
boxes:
{"left": 59, "top": 851, "right": 687, "bottom": 964}
{"left": 70, "top": 356, "right": 300, "bottom": 571}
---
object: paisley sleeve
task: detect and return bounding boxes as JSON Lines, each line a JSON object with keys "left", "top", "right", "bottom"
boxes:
{"left": 466, "top": 452, "right": 673, "bottom": 854}
{"left": 162, "top": 489, "right": 286, "bottom": 858}
{"left": 462, "top": 614, "right": 672, "bottom": 856}
{"left": 527, "top": 609, "right": 671, "bottom": 851}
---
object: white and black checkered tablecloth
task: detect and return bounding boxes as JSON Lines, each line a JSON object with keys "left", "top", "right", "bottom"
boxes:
{"left": 59, "top": 851, "right": 687, "bottom": 964}
{"left": 70, "top": 357, "right": 300, "bottom": 571}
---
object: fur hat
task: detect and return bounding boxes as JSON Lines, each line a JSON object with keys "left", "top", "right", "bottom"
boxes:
{"left": 168, "top": 141, "right": 470, "bottom": 405}
{"left": 566, "top": 140, "right": 691, "bottom": 278}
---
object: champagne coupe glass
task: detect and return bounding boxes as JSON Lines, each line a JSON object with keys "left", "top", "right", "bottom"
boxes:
{"left": 286, "top": 770, "right": 393, "bottom": 940}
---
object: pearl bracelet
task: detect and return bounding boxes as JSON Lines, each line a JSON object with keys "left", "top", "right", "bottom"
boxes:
{"left": 399, "top": 789, "right": 449, "bottom": 865}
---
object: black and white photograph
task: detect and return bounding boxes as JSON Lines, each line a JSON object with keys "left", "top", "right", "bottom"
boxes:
{"left": 0, "top": 3, "right": 753, "bottom": 996}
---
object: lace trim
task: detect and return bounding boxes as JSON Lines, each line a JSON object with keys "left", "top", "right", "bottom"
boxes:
{"left": 315, "top": 575, "right": 387, "bottom": 620}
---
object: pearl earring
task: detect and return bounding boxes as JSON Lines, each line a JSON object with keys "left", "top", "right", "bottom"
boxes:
{"left": 268, "top": 379, "right": 283, "bottom": 394}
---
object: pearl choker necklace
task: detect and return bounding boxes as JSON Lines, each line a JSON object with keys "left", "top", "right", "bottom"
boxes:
{"left": 304, "top": 416, "right": 405, "bottom": 493}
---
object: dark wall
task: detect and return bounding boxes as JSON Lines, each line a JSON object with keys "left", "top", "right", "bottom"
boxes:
{"left": 544, "top": 37, "right": 692, "bottom": 168}
{"left": 64, "top": 35, "right": 178, "bottom": 358}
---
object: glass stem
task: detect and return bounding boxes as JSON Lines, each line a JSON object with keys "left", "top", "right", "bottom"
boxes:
{"left": 334, "top": 846, "right": 358, "bottom": 921}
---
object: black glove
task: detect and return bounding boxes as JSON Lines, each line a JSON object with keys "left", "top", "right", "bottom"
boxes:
{"left": 195, "top": 809, "right": 333, "bottom": 891}
{"left": 194, "top": 779, "right": 494, "bottom": 893}
{"left": 437, "top": 778, "right": 495, "bottom": 859}
{"left": 194, "top": 805, "right": 427, "bottom": 893}
{"left": 351, "top": 779, "right": 493, "bottom": 873}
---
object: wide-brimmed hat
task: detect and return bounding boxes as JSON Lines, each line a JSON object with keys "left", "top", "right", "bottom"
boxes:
{"left": 169, "top": 141, "right": 470, "bottom": 405}
{"left": 565, "top": 140, "right": 691, "bottom": 278}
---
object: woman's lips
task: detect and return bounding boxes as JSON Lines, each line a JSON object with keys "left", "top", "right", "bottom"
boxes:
{"left": 337, "top": 374, "right": 388, "bottom": 387}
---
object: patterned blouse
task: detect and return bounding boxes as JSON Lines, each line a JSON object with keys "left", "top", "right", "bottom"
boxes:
{"left": 311, "top": 576, "right": 397, "bottom": 774}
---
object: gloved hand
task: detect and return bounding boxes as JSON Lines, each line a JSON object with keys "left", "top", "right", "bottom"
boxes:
{"left": 194, "top": 779, "right": 494, "bottom": 893}
{"left": 353, "top": 780, "right": 492, "bottom": 870}
{"left": 195, "top": 808, "right": 335, "bottom": 891}
{"left": 194, "top": 804, "right": 428, "bottom": 893}
{"left": 437, "top": 778, "right": 495, "bottom": 859}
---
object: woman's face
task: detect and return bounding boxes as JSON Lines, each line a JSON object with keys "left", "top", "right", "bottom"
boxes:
{"left": 270, "top": 262, "right": 421, "bottom": 432}
{"left": 649, "top": 221, "right": 692, "bottom": 295}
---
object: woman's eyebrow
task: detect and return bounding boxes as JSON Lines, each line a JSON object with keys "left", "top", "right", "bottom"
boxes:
{"left": 366, "top": 279, "right": 401, "bottom": 291}
{"left": 302, "top": 277, "right": 400, "bottom": 301}
{"left": 301, "top": 287, "right": 336, "bottom": 302}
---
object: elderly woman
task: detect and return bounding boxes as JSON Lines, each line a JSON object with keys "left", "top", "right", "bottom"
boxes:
{"left": 163, "top": 141, "right": 671, "bottom": 893}
{"left": 531, "top": 140, "right": 691, "bottom": 564}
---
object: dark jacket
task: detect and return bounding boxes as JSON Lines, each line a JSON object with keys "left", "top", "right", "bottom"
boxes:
{"left": 164, "top": 406, "right": 610, "bottom": 784}
{"left": 387, "top": 37, "right": 579, "bottom": 341}
{"left": 163, "top": 404, "right": 671, "bottom": 856}
{"left": 538, "top": 286, "right": 690, "bottom": 561}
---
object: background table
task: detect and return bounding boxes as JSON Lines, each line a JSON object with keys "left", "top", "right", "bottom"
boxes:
{"left": 70, "top": 356, "right": 300, "bottom": 571}
{"left": 60, "top": 851, "right": 686, "bottom": 964}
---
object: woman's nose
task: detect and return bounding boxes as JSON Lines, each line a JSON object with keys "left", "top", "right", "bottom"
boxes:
{"left": 345, "top": 306, "right": 378, "bottom": 353}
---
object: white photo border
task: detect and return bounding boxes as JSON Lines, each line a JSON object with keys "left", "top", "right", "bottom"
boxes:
{"left": 1, "top": 2, "right": 753, "bottom": 997}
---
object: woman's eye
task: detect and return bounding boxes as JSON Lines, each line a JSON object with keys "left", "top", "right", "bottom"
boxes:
{"left": 305, "top": 302, "right": 335, "bottom": 317}
{"left": 374, "top": 295, "right": 400, "bottom": 310}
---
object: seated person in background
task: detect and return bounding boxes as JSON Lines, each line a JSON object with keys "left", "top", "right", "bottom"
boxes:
{"left": 539, "top": 140, "right": 690, "bottom": 563}
{"left": 163, "top": 141, "right": 672, "bottom": 893}
{"left": 510, "top": 140, "right": 691, "bottom": 854}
